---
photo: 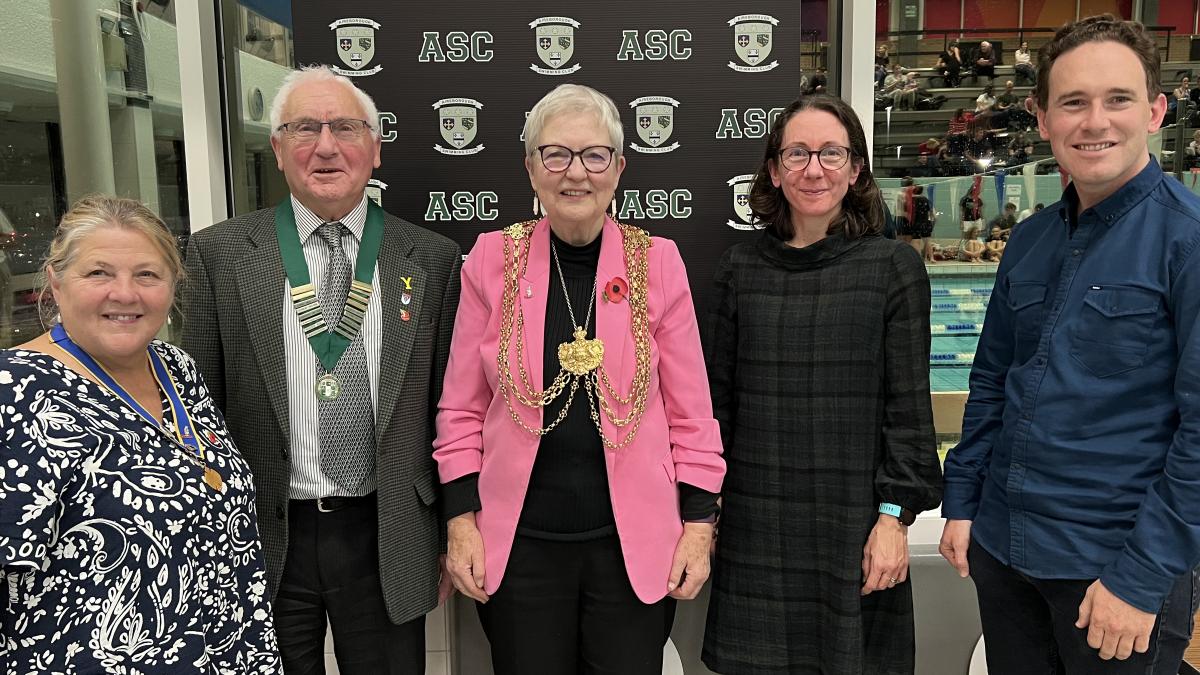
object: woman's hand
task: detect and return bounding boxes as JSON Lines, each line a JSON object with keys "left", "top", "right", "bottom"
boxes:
{"left": 668, "top": 522, "right": 714, "bottom": 600}
{"left": 861, "top": 515, "right": 909, "bottom": 595}
{"left": 447, "top": 512, "right": 489, "bottom": 603}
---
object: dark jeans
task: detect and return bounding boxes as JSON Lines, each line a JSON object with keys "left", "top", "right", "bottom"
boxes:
{"left": 969, "top": 539, "right": 1199, "bottom": 675}
{"left": 476, "top": 534, "right": 676, "bottom": 675}
{"left": 274, "top": 497, "right": 425, "bottom": 675}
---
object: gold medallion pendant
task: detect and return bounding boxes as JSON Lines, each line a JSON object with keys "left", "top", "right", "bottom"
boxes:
{"left": 204, "top": 466, "right": 224, "bottom": 491}
{"left": 558, "top": 328, "right": 605, "bottom": 376}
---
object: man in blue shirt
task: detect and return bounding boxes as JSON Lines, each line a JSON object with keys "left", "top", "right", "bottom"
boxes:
{"left": 940, "top": 15, "right": 1200, "bottom": 674}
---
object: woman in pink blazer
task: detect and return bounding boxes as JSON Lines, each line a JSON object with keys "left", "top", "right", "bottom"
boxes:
{"left": 434, "top": 84, "right": 725, "bottom": 674}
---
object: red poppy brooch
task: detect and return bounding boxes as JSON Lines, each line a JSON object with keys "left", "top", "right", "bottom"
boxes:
{"left": 604, "top": 277, "right": 629, "bottom": 303}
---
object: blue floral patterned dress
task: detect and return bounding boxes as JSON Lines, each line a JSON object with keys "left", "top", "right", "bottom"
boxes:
{"left": 0, "top": 342, "right": 280, "bottom": 674}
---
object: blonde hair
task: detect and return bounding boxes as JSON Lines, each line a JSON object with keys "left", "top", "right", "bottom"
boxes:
{"left": 39, "top": 194, "right": 184, "bottom": 325}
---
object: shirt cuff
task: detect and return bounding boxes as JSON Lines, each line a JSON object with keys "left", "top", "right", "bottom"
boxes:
{"left": 679, "top": 482, "right": 720, "bottom": 522}
{"left": 442, "top": 472, "right": 481, "bottom": 522}
{"left": 1100, "top": 551, "right": 1178, "bottom": 614}
{"left": 940, "top": 482, "right": 981, "bottom": 521}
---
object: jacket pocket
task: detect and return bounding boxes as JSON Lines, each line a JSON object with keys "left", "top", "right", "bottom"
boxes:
{"left": 413, "top": 472, "right": 438, "bottom": 506}
{"left": 1070, "top": 286, "right": 1159, "bottom": 378}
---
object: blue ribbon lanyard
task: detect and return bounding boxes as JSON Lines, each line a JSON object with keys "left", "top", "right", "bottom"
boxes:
{"left": 49, "top": 324, "right": 199, "bottom": 456}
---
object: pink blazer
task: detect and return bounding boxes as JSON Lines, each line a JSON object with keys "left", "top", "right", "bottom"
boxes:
{"left": 434, "top": 217, "right": 725, "bottom": 603}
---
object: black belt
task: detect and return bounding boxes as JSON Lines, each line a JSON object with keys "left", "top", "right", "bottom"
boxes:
{"left": 292, "top": 492, "right": 376, "bottom": 513}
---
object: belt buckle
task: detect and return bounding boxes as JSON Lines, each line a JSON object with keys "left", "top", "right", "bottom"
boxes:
{"left": 317, "top": 497, "right": 335, "bottom": 513}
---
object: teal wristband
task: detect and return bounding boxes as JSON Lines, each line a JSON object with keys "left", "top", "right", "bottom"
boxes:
{"left": 878, "top": 503, "right": 903, "bottom": 519}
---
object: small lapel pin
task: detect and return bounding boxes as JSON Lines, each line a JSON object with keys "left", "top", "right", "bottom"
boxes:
{"left": 401, "top": 309, "right": 411, "bottom": 322}
{"left": 401, "top": 292, "right": 412, "bottom": 305}
{"left": 525, "top": 285, "right": 533, "bottom": 298}
{"left": 604, "top": 277, "right": 629, "bottom": 304}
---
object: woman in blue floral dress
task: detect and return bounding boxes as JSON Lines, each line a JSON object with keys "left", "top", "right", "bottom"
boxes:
{"left": 0, "top": 195, "right": 280, "bottom": 673}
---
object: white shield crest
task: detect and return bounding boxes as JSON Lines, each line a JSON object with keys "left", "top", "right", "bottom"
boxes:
{"left": 727, "top": 174, "right": 756, "bottom": 229}
{"left": 535, "top": 24, "right": 574, "bottom": 68}
{"left": 635, "top": 104, "right": 673, "bottom": 148}
{"left": 734, "top": 22, "right": 772, "bottom": 65}
{"left": 336, "top": 26, "right": 375, "bottom": 70}
{"left": 432, "top": 98, "right": 485, "bottom": 156}
{"left": 439, "top": 106, "right": 478, "bottom": 148}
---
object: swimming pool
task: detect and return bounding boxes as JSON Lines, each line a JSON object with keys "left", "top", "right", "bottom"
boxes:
{"left": 927, "top": 264, "right": 996, "bottom": 392}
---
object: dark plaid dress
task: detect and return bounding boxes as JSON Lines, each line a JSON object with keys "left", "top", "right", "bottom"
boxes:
{"left": 701, "top": 231, "right": 942, "bottom": 675}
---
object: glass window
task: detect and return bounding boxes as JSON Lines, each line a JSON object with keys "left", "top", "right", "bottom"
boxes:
{"left": 0, "top": 0, "right": 190, "bottom": 347}
{"left": 224, "top": 0, "right": 294, "bottom": 215}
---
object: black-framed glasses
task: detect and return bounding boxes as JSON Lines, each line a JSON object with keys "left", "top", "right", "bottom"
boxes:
{"left": 536, "top": 145, "right": 616, "bottom": 173}
{"left": 275, "top": 118, "right": 373, "bottom": 143}
{"left": 779, "top": 145, "right": 852, "bottom": 172}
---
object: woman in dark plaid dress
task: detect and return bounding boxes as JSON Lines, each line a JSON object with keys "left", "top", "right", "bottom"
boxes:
{"left": 701, "top": 95, "right": 943, "bottom": 674}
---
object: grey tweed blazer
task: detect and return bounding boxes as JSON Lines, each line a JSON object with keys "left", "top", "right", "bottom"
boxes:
{"left": 181, "top": 204, "right": 462, "bottom": 625}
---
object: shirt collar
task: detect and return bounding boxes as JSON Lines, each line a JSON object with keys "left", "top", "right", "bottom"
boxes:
{"left": 1059, "top": 155, "right": 1162, "bottom": 230}
{"left": 290, "top": 193, "right": 369, "bottom": 243}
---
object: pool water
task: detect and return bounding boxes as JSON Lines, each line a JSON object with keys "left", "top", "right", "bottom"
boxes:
{"left": 927, "top": 264, "right": 997, "bottom": 392}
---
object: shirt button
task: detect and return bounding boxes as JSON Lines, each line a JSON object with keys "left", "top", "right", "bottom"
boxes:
{"left": 1035, "top": 357, "right": 1046, "bottom": 366}
{"left": 276, "top": 505, "right": 286, "bottom": 520}
{"left": 1072, "top": 249, "right": 1081, "bottom": 256}
{"left": 281, "top": 447, "right": 289, "bottom": 460}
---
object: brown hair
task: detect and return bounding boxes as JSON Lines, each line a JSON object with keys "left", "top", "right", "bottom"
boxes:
{"left": 748, "top": 94, "right": 883, "bottom": 241}
{"left": 1035, "top": 14, "right": 1160, "bottom": 110}
{"left": 39, "top": 194, "right": 184, "bottom": 325}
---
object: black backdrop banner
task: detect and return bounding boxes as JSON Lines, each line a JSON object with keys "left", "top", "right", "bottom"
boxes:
{"left": 290, "top": 2, "right": 801, "bottom": 303}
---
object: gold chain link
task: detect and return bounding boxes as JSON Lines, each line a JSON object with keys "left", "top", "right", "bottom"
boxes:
{"left": 495, "top": 220, "right": 653, "bottom": 448}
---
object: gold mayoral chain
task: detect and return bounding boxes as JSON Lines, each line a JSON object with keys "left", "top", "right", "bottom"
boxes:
{"left": 497, "top": 219, "right": 653, "bottom": 450}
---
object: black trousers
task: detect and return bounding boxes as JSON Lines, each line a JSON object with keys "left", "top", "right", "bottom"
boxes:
{"left": 476, "top": 534, "right": 676, "bottom": 675}
{"left": 969, "top": 539, "right": 1199, "bottom": 675}
{"left": 274, "top": 497, "right": 425, "bottom": 675}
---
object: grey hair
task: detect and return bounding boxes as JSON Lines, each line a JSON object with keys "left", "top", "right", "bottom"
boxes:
{"left": 522, "top": 84, "right": 624, "bottom": 157}
{"left": 269, "top": 65, "right": 381, "bottom": 139}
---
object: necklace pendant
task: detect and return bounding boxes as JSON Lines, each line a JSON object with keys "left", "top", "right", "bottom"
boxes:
{"left": 558, "top": 327, "right": 605, "bottom": 376}
{"left": 203, "top": 466, "right": 224, "bottom": 492}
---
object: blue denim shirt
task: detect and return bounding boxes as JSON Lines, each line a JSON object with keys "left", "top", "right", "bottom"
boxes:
{"left": 943, "top": 158, "right": 1200, "bottom": 613}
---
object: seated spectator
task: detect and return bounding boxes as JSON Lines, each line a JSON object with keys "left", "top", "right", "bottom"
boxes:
{"left": 958, "top": 238, "right": 986, "bottom": 262}
{"left": 1008, "top": 132, "right": 1034, "bottom": 166}
{"left": 1168, "top": 77, "right": 1192, "bottom": 121}
{"left": 991, "top": 81, "right": 1020, "bottom": 128}
{"left": 931, "top": 242, "right": 960, "bottom": 262}
{"left": 911, "top": 153, "right": 939, "bottom": 177}
{"left": 975, "top": 84, "right": 997, "bottom": 114}
{"left": 1013, "top": 41, "right": 1036, "bottom": 85}
{"left": 807, "top": 67, "right": 828, "bottom": 94}
{"left": 875, "top": 44, "right": 891, "bottom": 86}
{"left": 937, "top": 40, "right": 963, "bottom": 87}
{"left": 984, "top": 227, "right": 1007, "bottom": 262}
{"left": 881, "top": 64, "right": 915, "bottom": 109}
{"left": 918, "top": 137, "right": 942, "bottom": 156}
{"left": 972, "top": 41, "right": 997, "bottom": 84}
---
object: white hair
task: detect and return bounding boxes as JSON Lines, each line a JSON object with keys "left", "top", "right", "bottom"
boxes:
{"left": 269, "top": 65, "right": 380, "bottom": 138}
{"left": 522, "top": 84, "right": 624, "bottom": 157}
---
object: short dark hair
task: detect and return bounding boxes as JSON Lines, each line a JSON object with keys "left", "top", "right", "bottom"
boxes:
{"left": 1036, "top": 14, "right": 1160, "bottom": 110}
{"left": 1005, "top": 202, "right": 1016, "bottom": 210}
{"left": 748, "top": 94, "right": 883, "bottom": 241}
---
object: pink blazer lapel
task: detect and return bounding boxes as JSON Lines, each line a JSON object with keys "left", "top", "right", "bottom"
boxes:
{"left": 518, "top": 218, "right": 551, "bottom": 400}
{"left": 595, "top": 216, "right": 631, "bottom": 392}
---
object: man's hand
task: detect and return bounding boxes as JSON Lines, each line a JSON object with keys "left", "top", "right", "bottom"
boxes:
{"left": 861, "top": 515, "right": 909, "bottom": 595}
{"left": 446, "top": 512, "right": 489, "bottom": 603}
{"left": 1076, "top": 580, "right": 1156, "bottom": 661}
{"left": 668, "top": 523, "right": 714, "bottom": 600}
{"left": 939, "top": 519, "right": 972, "bottom": 577}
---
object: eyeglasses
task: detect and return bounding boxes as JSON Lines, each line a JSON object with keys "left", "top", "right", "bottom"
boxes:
{"left": 536, "top": 145, "right": 616, "bottom": 173}
{"left": 276, "top": 118, "right": 373, "bottom": 143}
{"left": 778, "top": 145, "right": 853, "bottom": 172}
